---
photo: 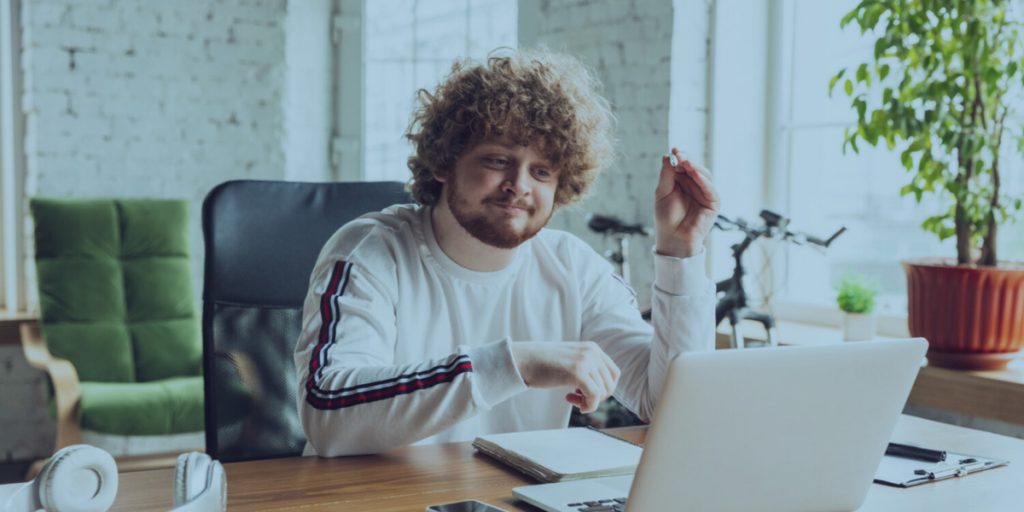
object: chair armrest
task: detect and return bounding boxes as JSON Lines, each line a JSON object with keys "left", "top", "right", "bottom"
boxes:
{"left": 20, "top": 322, "right": 83, "bottom": 448}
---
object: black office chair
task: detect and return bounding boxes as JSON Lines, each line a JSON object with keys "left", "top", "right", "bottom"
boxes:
{"left": 201, "top": 180, "right": 411, "bottom": 462}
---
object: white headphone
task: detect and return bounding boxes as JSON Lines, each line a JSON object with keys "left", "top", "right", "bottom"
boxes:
{"left": 0, "top": 445, "right": 226, "bottom": 512}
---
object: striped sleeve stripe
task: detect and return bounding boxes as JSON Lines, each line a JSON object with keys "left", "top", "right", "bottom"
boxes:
{"left": 302, "top": 261, "right": 473, "bottom": 410}
{"left": 306, "top": 355, "right": 473, "bottom": 410}
{"left": 309, "top": 354, "right": 471, "bottom": 398}
{"left": 306, "top": 261, "right": 353, "bottom": 390}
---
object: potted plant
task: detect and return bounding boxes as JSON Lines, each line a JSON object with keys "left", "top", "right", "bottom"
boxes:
{"left": 832, "top": 0, "right": 1024, "bottom": 369}
{"left": 836, "top": 272, "right": 880, "bottom": 341}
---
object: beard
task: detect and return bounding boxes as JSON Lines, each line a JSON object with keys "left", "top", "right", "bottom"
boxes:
{"left": 446, "top": 175, "right": 552, "bottom": 249}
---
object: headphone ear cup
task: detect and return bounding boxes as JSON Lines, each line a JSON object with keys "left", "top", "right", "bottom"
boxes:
{"left": 37, "top": 445, "right": 118, "bottom": 512}
{"left": 173, "top": 452, "right": 202, "bottom": 508}
{"left": 185, "top": 454, "right": 211, "bottom": 503}
{"left": 174, "top": 452, "right": 214, "bottom": 507}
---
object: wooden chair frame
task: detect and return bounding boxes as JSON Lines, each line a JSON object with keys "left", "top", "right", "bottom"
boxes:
{"left": 18, "top": 322, "right": 192, "bottom": 480}
{"left": 20, "top": 322, "right": 83, "bottom": 453}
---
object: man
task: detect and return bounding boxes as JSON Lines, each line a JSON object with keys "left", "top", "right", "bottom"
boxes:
{"left": 294, "top": 48, "right": 721, "bottom": 457}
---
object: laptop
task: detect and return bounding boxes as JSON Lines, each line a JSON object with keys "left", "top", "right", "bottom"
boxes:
{"left": 513, "top": 338, "right": 928, "bottom": 512}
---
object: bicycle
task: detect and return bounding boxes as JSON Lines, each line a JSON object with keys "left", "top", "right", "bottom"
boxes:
{"left": 585, "top": 213, "right": 650, "bottom": 288}
{"left": 714, "top": 209, "right": 846, "bottom": 349}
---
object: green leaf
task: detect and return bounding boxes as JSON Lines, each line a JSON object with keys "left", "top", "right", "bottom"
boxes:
{"left": 908, "top": 138, "right": 927, "bottom": 152}
{"left": 841, "top": 8, "right": 859, "bottom": 28}
{"left": 856, "top": 63, "right": 868, "bottom": 83}
{"left": 985, "top": 68, "right": 1000, "bottom": 87}
{"left": 829, "top": 68, "right": 847, "bottom": 97}
{"left": 899, "top": 73, "right": 911, "bottom": 92}
{"left": 901, "top": 150, "right": 913, "bottom": 169}
{"left": 864, "top": 3, "right": 886, "bottom": 31}
{"left": 874, "top": 37, "right": 887, "bottom": 60}
{"left": 879, "top": 64, "right": 890, "bottom": 81}
{"left": 845, "top": 79, "right": 854, "bottom": 96}
{"left": 883, "top": 87, "right": 893, "bottom": 104}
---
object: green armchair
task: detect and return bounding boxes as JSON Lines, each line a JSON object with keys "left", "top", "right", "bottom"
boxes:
{"left": 23, "top": 198, "right": 204, "bottom": 458}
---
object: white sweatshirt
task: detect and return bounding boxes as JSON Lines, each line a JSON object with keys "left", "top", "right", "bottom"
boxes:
{"left": 294, "top": 204, "right": 716, "bottom": 457}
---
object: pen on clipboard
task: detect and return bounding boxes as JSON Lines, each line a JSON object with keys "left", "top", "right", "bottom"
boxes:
{"left": 886, "top": 443, "right": 947, "bottom": 462}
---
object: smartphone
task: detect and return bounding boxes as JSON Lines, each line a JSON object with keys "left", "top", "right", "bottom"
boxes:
{"left": 425, "top": 500, "right": 510, "bottom": 512}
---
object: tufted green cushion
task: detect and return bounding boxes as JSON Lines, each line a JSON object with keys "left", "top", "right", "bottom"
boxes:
{"left": 74, "top": 377, "right": 205, "bottom": 435}
{"left": 31, "top": 198, "right": 203, "bottom": 435}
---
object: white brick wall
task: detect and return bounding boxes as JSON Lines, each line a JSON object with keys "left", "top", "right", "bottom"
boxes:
{"left": 21, "top": 0, "right": 287, "bottom": 308}
{"left": 531, "top": 0, "right": 712, "bottom": 308}
{"left": 4, "top": 0, "right": 288, "bottom": 463}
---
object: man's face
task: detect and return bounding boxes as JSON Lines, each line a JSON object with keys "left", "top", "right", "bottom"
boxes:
{"left": 437, "top": 134, "right": 559, "bottom": 249}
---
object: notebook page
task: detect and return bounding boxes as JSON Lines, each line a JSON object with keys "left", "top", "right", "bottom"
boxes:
{"left": 476, "top": 428, "right": 642, "bottom": 476}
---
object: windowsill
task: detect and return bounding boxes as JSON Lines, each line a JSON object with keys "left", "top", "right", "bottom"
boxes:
{"left": 716, "top": 318, "right": 1024, "bottom": 426}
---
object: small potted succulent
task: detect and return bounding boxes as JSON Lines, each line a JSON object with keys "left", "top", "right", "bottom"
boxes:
{"left": 836, "top": 272, "right": 880, "bottom": 341}
{"left": 832, "top": 0, "right": 1024, "bottom": 369}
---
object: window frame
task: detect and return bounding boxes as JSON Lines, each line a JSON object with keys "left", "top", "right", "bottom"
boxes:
{"left": 0, "top": 0, "right": 26, "bottom": 315}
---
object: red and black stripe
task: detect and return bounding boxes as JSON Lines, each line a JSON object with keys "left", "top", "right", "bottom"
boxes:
{"left": 304, "top": 260, "right": 472, "bottom": 410}
{"left": 306, "top": 355, "right": 473, "bottom": 410}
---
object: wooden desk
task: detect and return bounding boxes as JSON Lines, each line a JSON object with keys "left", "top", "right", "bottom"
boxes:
{"left": 110, "top": 415, "right": 1021, "bottom": 512}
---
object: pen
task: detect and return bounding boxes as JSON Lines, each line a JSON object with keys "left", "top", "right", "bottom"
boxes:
{"left": 886, "top": 443, "right": 946, "bottom": 462}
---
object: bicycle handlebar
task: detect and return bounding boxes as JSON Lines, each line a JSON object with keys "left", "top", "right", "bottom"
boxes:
{"left": 714, "top": 211, "right": 845, "bottom": 249}
{"left": 586, "top": 213, "right": 650, "bottom": 236}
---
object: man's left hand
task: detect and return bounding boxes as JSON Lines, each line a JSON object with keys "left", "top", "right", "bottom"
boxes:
{"left": 653, "top": 148, "right": 721, "bottom": 259}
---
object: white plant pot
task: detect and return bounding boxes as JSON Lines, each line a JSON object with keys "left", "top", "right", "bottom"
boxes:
{"left": 843, "top": 312, "right": 876, "bottom": 341}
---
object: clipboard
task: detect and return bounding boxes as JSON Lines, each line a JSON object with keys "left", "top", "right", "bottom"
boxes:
{"left": 874, "top": 450, "right": 1010, "bottom": 487}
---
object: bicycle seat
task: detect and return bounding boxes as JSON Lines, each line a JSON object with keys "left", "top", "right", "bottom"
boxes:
{"left": 586, "top": 214, "right": 649, "bottom": 236}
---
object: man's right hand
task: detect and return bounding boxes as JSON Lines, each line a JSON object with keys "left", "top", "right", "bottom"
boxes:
{"left": 510, "top": 342, "right": 620, "bottom": 414}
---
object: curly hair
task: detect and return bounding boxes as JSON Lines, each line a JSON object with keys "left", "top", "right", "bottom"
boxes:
{"left": 405, "top": 47, "right": 616, "bottom": 207}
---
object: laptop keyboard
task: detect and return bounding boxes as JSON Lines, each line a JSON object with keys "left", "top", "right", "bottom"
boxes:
{"left": 566, "top": 497, "right": 627, "bottom": 511}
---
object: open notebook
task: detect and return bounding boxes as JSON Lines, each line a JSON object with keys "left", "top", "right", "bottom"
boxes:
{"left": 472, "top": 427, "right": 643, "bottom": 483}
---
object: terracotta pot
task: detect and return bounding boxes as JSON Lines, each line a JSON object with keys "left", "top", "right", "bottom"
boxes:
{"left": 903, "top": 258, "right": 1024, "bottom": 370}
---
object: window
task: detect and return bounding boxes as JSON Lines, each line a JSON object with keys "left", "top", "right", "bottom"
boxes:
{"left": 362, "top": 0, "right": 518, "bottom": 183}
{"left": 767, "top": 0, "right": 1024, "bottom": 317}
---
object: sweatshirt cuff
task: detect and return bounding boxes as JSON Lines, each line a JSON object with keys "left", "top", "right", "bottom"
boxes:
{"left": 652, "top": 245, "right": 712, "bottom": 297}
{"left": 465, "top": 337, "right": 528, "bottom": 409}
